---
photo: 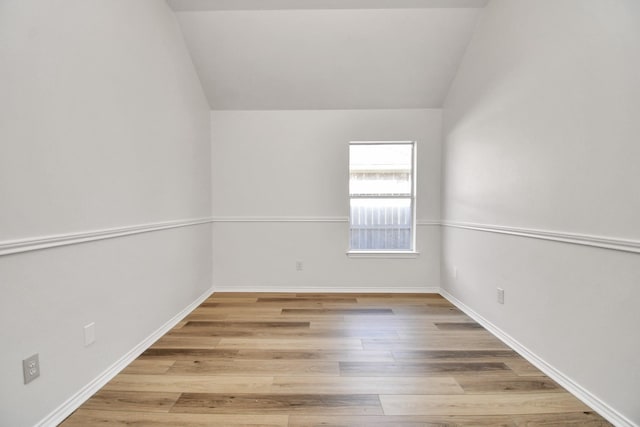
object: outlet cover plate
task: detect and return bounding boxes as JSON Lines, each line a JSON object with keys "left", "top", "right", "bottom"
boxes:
{"left": 22, "top": 353, "right": 40, "bottom": 384}
{"left": 84, "top": 322, "right": 96, "bottom": 346}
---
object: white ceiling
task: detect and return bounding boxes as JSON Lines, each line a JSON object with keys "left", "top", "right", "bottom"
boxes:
{"left": 170, "top": 2, "right": 485, "bottom": 109}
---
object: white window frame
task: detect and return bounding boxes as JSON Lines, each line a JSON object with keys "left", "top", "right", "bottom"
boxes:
{"left": 347, "top": 141, "right": 418, "bottom": 257}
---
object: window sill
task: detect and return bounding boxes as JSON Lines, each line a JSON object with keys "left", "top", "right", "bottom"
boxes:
{"left": 346, "top": 251, "right": 420, "bottom": 259}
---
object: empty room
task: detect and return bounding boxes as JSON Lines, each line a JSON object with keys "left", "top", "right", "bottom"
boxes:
{"left": 1, "top": 0, "right": 638, "bottom": 426}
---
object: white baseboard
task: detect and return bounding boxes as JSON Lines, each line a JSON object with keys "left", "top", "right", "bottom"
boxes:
{"left": 212, "top": 285, "right": 441, "bottom": 294}
{"left": 439, "top": 289, "right": 636, "bottom": 427}
{"left": 35, "top": 285, "right": 215, "bottom": 427}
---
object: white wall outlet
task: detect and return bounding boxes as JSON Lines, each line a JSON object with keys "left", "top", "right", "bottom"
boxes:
{"left": 296, "top": 261, "right": 303, "bottom": 271}
{"left": 22, "top": 354, "right": 40, "bottom": 384}
{"left": 453, "top": 267, "right": 458, "bottom": 280}
{"left": 84, "top": 322, "right": 96, "bottom": 346}
{"left": 497, "top": 288, "right": 505, "bottom": 304}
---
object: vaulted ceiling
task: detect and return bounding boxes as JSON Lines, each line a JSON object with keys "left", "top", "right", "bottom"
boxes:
{"left": 168, "top": 0, "right": 487, "bottom": 109}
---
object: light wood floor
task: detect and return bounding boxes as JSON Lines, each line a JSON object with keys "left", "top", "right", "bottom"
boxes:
{"left": 61, "top": 293, "right": 611, "bottom": 426}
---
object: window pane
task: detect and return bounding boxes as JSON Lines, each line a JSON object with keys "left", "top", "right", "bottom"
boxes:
{"left": 349, "top": 144, "right": 412, "bottom": 196}
{"left": 349, "top": 198, "right": 412, "bottom": 250}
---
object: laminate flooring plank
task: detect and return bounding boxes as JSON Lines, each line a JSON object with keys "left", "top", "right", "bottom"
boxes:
{"left": 309, "top": 319, "right": 439, "bottom": 330}
{"left": 288, "top": 412, "right": 612, "bottom": 427}
{"left": 139, "top": 348, "right": 239, "bottom": 360}
{"left": 397, "top": 330, "right": 499, "bottom": 339}
{"left": 233, "top": 349, "right": 395, "bottom": 362}
{"left": 504, "top": 359, "right": 546, "bottom": 377}
{"left": 392, "top": 306, "right": 464, "bottom": 315}
{"left": 204, "top": 297, "right": 259, "bottom": 303}
{"left": 197, "top": 304, "right": 283, "bottom": 314}
{"left": 357, "top": 294, "right": 444, "bottom": 302}
{"left": 345, "top": 314, "right": 472, "bottom": 323}
{"left": 454, "top": 375, "right": 562, "bottom": 394}
{"left": 390, "top": 293, "right": 444, "bottom": 298}
{"left": 216, "top": 337, "right": 364, "bottom": 350}
{"left": 101, "top": 374, "right": 274, "bottom": 393}
{"left": 168, "top": 359, "right": 339, "bottom": 376}
{"left": 80, "top": 390, "right": 180, "bottom": 413}
{"left": 300, "top": 293, "right": 394, "bottom": 298}
{"left": 363, "top": 338, "right": 510, "bottom": 351}
{"left": 60, "top": 409, "right": 289, "bottom": 427}
{"left": 320, "top": 302, "right": 433, "bottom": 309}
{"left": 119, "top": 360, "right": 175, "bottom": 375}
{"left": 281, "top": 308, "right": 394, "bottom": 315}
{"left": 150, "top": 336, "right": 221, "bottom": 349}
{"left": 434, "top": 322, "right": 484, "bottom": 331}
{"left": 179, "top": 312, "right": 229, "bottom": 321}
{"left": 393, "top": 350, "right": 520, "bottom": 361}
{"left": 207, "top": 301, "right": 327, "bottom": 308}
{"left": 257, "top": 297, "right": 358, "bottom": 303}
{"left": 171, "top": 326, "right": 398, "bottom": 339}
{"left": 510, "top": 412, "right": 613, "bottom": 426}
{"left": 171, "top": 393, "right": 383, "bottom": 415}
{"left": 225, "top": 314, "right": 348, "bottom": 322}
{"left": 379, "top": 393, "right": 591, "bottom": 416}
{"left": 339, "top": 361, "right": 511, "bottom": 377}
{"left": 183, "top": 321, "right": 310, "bottom": 328}
{"left": 173, "top": 320, "right": 188, "bottom": 329}
{"left": 289, "top": 414, "right": 510, "bottom": 427}
{"left": 270, "top": 376, "right": 464, "bottom": 395}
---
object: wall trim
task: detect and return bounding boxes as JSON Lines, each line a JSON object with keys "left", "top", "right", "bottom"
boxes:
{"left": 0, "top": 217, "right": 214, "bottom": 257}
{"left": 346, "top": 251, "right": 420, "bottom": 259}
{"left": 442, "top": 220, "right": 640, "bottom": 254}
{"left": 212, "top": 216, "right": 349, "bottom": 223}
{"left": 213, "top": 285, "right": 441, "bottom": 293}
{"left": 439, "top": 289, "right": 637, "bottom": 427}
{"left": 212, "top": 217, "right": 442, "bottom": 225}
{"left": 6, "top": 218, "right": 632, "bottom": 257}
{"left": 416, "top": 220, "right": 441, "bottom": 226}
{"left": 36, "top": 285, "right": 215, "bottom": 427}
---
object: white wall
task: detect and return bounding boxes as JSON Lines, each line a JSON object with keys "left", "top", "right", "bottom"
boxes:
{"left": 442, "top": 0, "right": 640, "bottom": 425}
{"left": 173, "top": 7, "right": 480, "bottom": 109}
{"left": 211, "top": 109, "right": 441, "bottom": 290}
{"left": 0, "top": 1, "right": 212, "bottom": 426}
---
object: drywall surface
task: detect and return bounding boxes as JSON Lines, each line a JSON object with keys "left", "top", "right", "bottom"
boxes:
{"left": 0, "top": 1, "right": 211, "bottom": 425}
{"left": 0, "top": 0, "right": 211, "bottom": 240}
{"left": 212, "top": 109, "right": 441, "bottom": 290}
{"left": 174, "top": 8, "right": 480, "bottom": 109}
{"left": 442, "top": 0, "right": 640, "bottom": 424}
{"left": 443, "top": 0, "right": 640, "bottom": 239}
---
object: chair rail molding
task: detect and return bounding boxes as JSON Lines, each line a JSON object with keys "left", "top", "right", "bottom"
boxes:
{"left": 0, "top": 217, "right": 214, "bottom": 257}
{"left": 442, "top": 220, "right": 640, "bottom": 254}
{"left": 211, "top": 216, "right": 349, "bottom": 222}
{"left": 212, "top": 217, "right": 441, "bottom": 225}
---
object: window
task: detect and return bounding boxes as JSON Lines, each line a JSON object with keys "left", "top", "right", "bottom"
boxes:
{"left": 349, "top": 141, "right": 416, "bottom": 252}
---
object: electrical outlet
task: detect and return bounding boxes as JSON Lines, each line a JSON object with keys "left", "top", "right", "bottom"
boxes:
{"left": 296, "top": 261, "right": 303, "bottom": 271}
{"left": 497, "top": 288, "right": 505, "bottom": 304}
{"left": 22, "top": 354, "right": 40, "bottom": 384}
{"left": 84, "top": 322, "right": 96, "bottom": 346}
{"left": 453, "top": 267, "right": 458, "bottom": 280}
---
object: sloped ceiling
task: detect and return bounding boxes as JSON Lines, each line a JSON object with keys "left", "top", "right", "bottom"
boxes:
{"left": 169, "top": 0, "right": 486, "bottom": 109}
